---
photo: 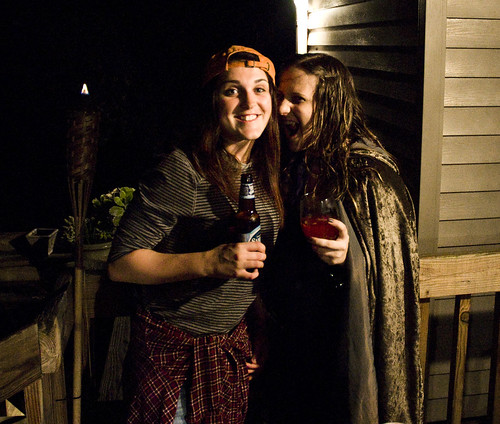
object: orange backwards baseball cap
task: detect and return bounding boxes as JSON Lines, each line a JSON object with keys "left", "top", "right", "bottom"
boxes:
{"left": 203, "top": 45, "right": 276, "bottom": 85}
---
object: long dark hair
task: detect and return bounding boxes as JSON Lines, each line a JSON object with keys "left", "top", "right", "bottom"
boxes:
{"left": 282, "top": 53, "right": 384, "bottom": 200}
{"left": 192, "top": 52, "right": 284, "bottom": 224}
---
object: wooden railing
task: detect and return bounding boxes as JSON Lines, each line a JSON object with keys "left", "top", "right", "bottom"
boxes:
{"left": 419, "top": 252, "right": 500, "bottom": 424}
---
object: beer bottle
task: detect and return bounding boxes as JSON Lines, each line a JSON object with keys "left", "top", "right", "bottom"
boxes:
{"left": 236, "top": 173, "right": 261, "bottom": 242}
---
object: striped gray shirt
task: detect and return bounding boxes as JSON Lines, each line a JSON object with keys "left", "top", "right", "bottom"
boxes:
{"left": 109, "top": 148, "right": 280, "bottom": 336}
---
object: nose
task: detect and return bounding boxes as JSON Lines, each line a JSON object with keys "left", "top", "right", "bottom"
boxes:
{"left": 240, "top": 89, "right": 257, "bottom": 109}
{"left": 279, "top": 98, "right": 291, "bottom": 116}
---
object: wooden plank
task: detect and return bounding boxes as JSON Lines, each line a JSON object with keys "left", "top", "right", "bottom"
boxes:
{"left": 98, "top": 316, "right": 130, "bottom": 402}
{"left": 440, "top": 191, "right": 500, "bottom": 220}
{"left": 362, "top": 99, "right": 420, "bottom": 131}
{"left": 442, "top": 135, "right": 500, "bottom": 164}
{"left": 308, "top": 24, "right": 417, "bottom": 47}
{"left": 309, "top": 48, "right": 419, "bottom": 75}
{"left": 444, "top": 78, "right": 500, "bottom": 107}
{"left": 419, "top": 0, "right": 447, "bottom": 256}
{"left": 447, "top": 19, "right": 500, "bottom": 48}
{"left": 353, "top": 74, "right": 418, "bottom": 103}
{"left": 437, "top": 244, "right": 500, "bottom": 255}
{"left": 448, "top": 295, "right": 471, "bottom": 424}
{"left": 41, "top": 364, "right": 68, "bottom": 424}
{"left": 443, "top": 107, "right": 500, "bottom": 135}
{"left": 446, "top": 48, "right": 500, "bottom": 77}
{"left": 420, "top": 299, "right": 430, "bottom": 388}
{"left": 447, "top": 0, "right": 500, "bottom": 19}
{"left": 488, "top": 292, "right": 500, "bottom": 422}
{"left": 0, "top": 324, "right": 41, "bottom": 401}
{"left": 310, "top": 0, "right": 361, "bottom": 10}
{"left": 419, "top": 253, "right": 500, "bottom": 299}
{"left": 438, "top": 218, "right": 500, "bottom": 247}
{"left": 23, "top": 379, "right": 43, "bottom": 424}
{"left": 308, "top": 0, "right": 415, "bottom": 29}
{"left": 440, "top": 164, "right": 500, "bottom": 192}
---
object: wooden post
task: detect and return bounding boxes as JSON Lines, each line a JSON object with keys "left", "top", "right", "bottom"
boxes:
{"left": 447, "top": 294, "right": 471, "bottom": 424}
{"left": 24, "top": 379, "right": 44, "bottom": 424}
{"left": 488, "top": 292, "right": 500, "bottom": 424}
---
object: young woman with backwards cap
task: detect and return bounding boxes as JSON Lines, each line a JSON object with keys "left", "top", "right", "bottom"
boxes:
{"left": 107, "top": 46, "right": 293, "bottom": 424}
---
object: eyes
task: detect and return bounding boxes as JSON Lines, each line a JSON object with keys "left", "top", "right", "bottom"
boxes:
{"left": 221, "top": 85, "right": 269, "bottom": 97}
{"left": 277, "top": 91, "right": 307, "bottom": 105}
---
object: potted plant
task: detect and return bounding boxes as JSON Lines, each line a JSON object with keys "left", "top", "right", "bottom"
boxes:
{"left": 61, "top": 187, "right": 135, "bottom": 267}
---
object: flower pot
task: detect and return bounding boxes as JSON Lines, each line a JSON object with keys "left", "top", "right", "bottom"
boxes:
{"left": 26, "top": 228, "right": 59, "bottom": 256}
{"left": 83, "top": 241, "right": 111, "bottom": 271}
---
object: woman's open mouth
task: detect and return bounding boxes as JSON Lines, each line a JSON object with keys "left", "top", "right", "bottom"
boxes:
{"left": 283, "top": 120, "right": 300, "bottom": 137}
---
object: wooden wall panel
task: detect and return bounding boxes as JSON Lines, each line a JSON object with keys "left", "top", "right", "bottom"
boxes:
{"left": 310, "top": 0, "right": 361, "bottom": 9}
{"left": 445, "top": 78, "right": 500, "bottom": 107}
{"left": 310, "top": 48, "right": 419, "bottom": 75}
{"left": 440, "top": 164, "right": 500, "bottom": 192}
{"left": 440, "top": 192, "right": 500, "bottom": 220}
{"left": 442, "top": 136, "right": 500, "bottom": 164}
{"left": 443, "top": 107, "right": 500, "bottom": 136}
{"left": 446, "top": 49, "right": 500, "bottom": 77}
{"left": 447, "top": 19, "right": 500, "bottom": 48}
{"left": 353, "top": 75, "right": 417, "bottom": 103}
{"left": 438, "top": 219, "right": 500, "bottom": 247}
{"left": 308, "top": 25, "right": 417, "bottom": 47}
{"left": 308, "top": 0, "right": 414, "bottom": 29}
{"left": 447, "top": 0, "right": 500, "bottom": 18}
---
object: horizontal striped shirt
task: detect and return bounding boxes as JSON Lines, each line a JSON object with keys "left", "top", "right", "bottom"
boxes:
{"left": 109, "top": 148, "right": 280, "bottom": 336}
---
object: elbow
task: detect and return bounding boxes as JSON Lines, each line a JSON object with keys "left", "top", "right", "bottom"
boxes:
{"left": 107, "top": 260, "right": 123, "bottom": 282}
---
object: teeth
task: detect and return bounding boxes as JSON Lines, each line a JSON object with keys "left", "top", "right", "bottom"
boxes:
{"left": 238, "top": 114, "right": 258, "bottom": 121}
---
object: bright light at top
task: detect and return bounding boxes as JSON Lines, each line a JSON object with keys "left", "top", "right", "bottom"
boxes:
{"left": 81, "top": 83, "right": 89, "bottom": 95}
{"left": 294, "top": 0, "right": 308, "bottom": 54}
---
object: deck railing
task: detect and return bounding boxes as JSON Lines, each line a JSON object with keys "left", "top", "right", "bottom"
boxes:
{"left": 420, "top": 252, "right": 500, "bottom": 424}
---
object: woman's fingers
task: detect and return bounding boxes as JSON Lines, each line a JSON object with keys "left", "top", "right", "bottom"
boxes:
{"left": 309, "top": 219, "right": 349, "bottom": 265}
{"left": 210, "top": 242, "right": 267, "bottom": 279}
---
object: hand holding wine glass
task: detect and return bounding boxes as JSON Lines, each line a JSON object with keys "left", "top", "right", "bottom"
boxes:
{"left": 300, "top": 193, "right": 340, "bottom": 240}
{"left": 300, "top": 192, "right": 349, "bottom": 266}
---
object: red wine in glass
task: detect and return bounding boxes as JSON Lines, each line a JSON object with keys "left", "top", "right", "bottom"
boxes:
{"left": 300, "top": 193, "right": 340, "bottom": 240}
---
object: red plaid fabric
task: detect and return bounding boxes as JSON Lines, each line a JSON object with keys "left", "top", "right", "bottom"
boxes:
{"left": 126, "top": 307, "right": 252, "bottom": 424}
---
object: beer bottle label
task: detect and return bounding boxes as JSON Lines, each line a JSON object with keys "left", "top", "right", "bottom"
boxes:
{"left": 238, "top": 225, "right": 261, "bottom": 242}
{"left": 240, "top": 183, "right": 255, "bottom": 200}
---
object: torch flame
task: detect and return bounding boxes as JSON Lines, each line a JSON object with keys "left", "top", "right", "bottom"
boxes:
{"left": 81, "top": 83, "right": 89, "bottom": 95}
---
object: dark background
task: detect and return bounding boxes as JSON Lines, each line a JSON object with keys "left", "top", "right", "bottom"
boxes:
{"left": 2, "top": 1, "right": 296, "bottom": 232}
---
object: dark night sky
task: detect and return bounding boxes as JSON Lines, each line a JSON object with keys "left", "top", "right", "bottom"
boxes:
{"left": 2, "top": 1, "right": 296, "bottom": 232}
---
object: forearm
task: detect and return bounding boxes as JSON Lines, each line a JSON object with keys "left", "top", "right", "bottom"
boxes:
{"left": 107, "top": 241, "right": 267, "bottom": 285}
{"left": 108, "top": 248, "right": 212, "bottom": 285}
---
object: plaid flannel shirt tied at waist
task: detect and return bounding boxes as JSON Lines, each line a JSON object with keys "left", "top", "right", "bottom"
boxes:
{"left": 128, "top": 307, "right": 252, "bottom": 424}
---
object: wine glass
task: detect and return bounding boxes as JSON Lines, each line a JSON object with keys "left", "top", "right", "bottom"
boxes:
{"left": 300, "top": 192, "right": 340, "bottom": 240}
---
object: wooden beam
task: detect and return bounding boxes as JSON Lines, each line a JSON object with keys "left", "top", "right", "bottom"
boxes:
{"left": 0, "top": 324, "right": 41, "bottom": 401}
{"left": 448, "top": 295, "right": 471, "bottom": 424}
{"left": 420, "top": 253, "right": 500, "bottom": 299}
{"left": 418, "top": 0, "right": 447, "bottom": 255}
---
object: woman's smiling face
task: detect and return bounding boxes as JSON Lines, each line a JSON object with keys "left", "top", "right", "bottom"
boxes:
{"left": 217, "top": 67, "right": 272, "bottom": 145}
{"left": 278, "top": 66, "right": 318, "bottom": 152}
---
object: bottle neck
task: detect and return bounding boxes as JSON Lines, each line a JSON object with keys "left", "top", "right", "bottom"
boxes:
{"left": 239, "top": 182, "right": 256, "bottom": 212}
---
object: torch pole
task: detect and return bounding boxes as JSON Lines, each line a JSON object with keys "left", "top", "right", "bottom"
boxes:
{"left": 66, "top": 84, "right": 99, "bottom": 424}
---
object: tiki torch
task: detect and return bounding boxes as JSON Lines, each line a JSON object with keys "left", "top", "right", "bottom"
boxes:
{"left": 66, "top": 83, "right": 99, "bottom": 424}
